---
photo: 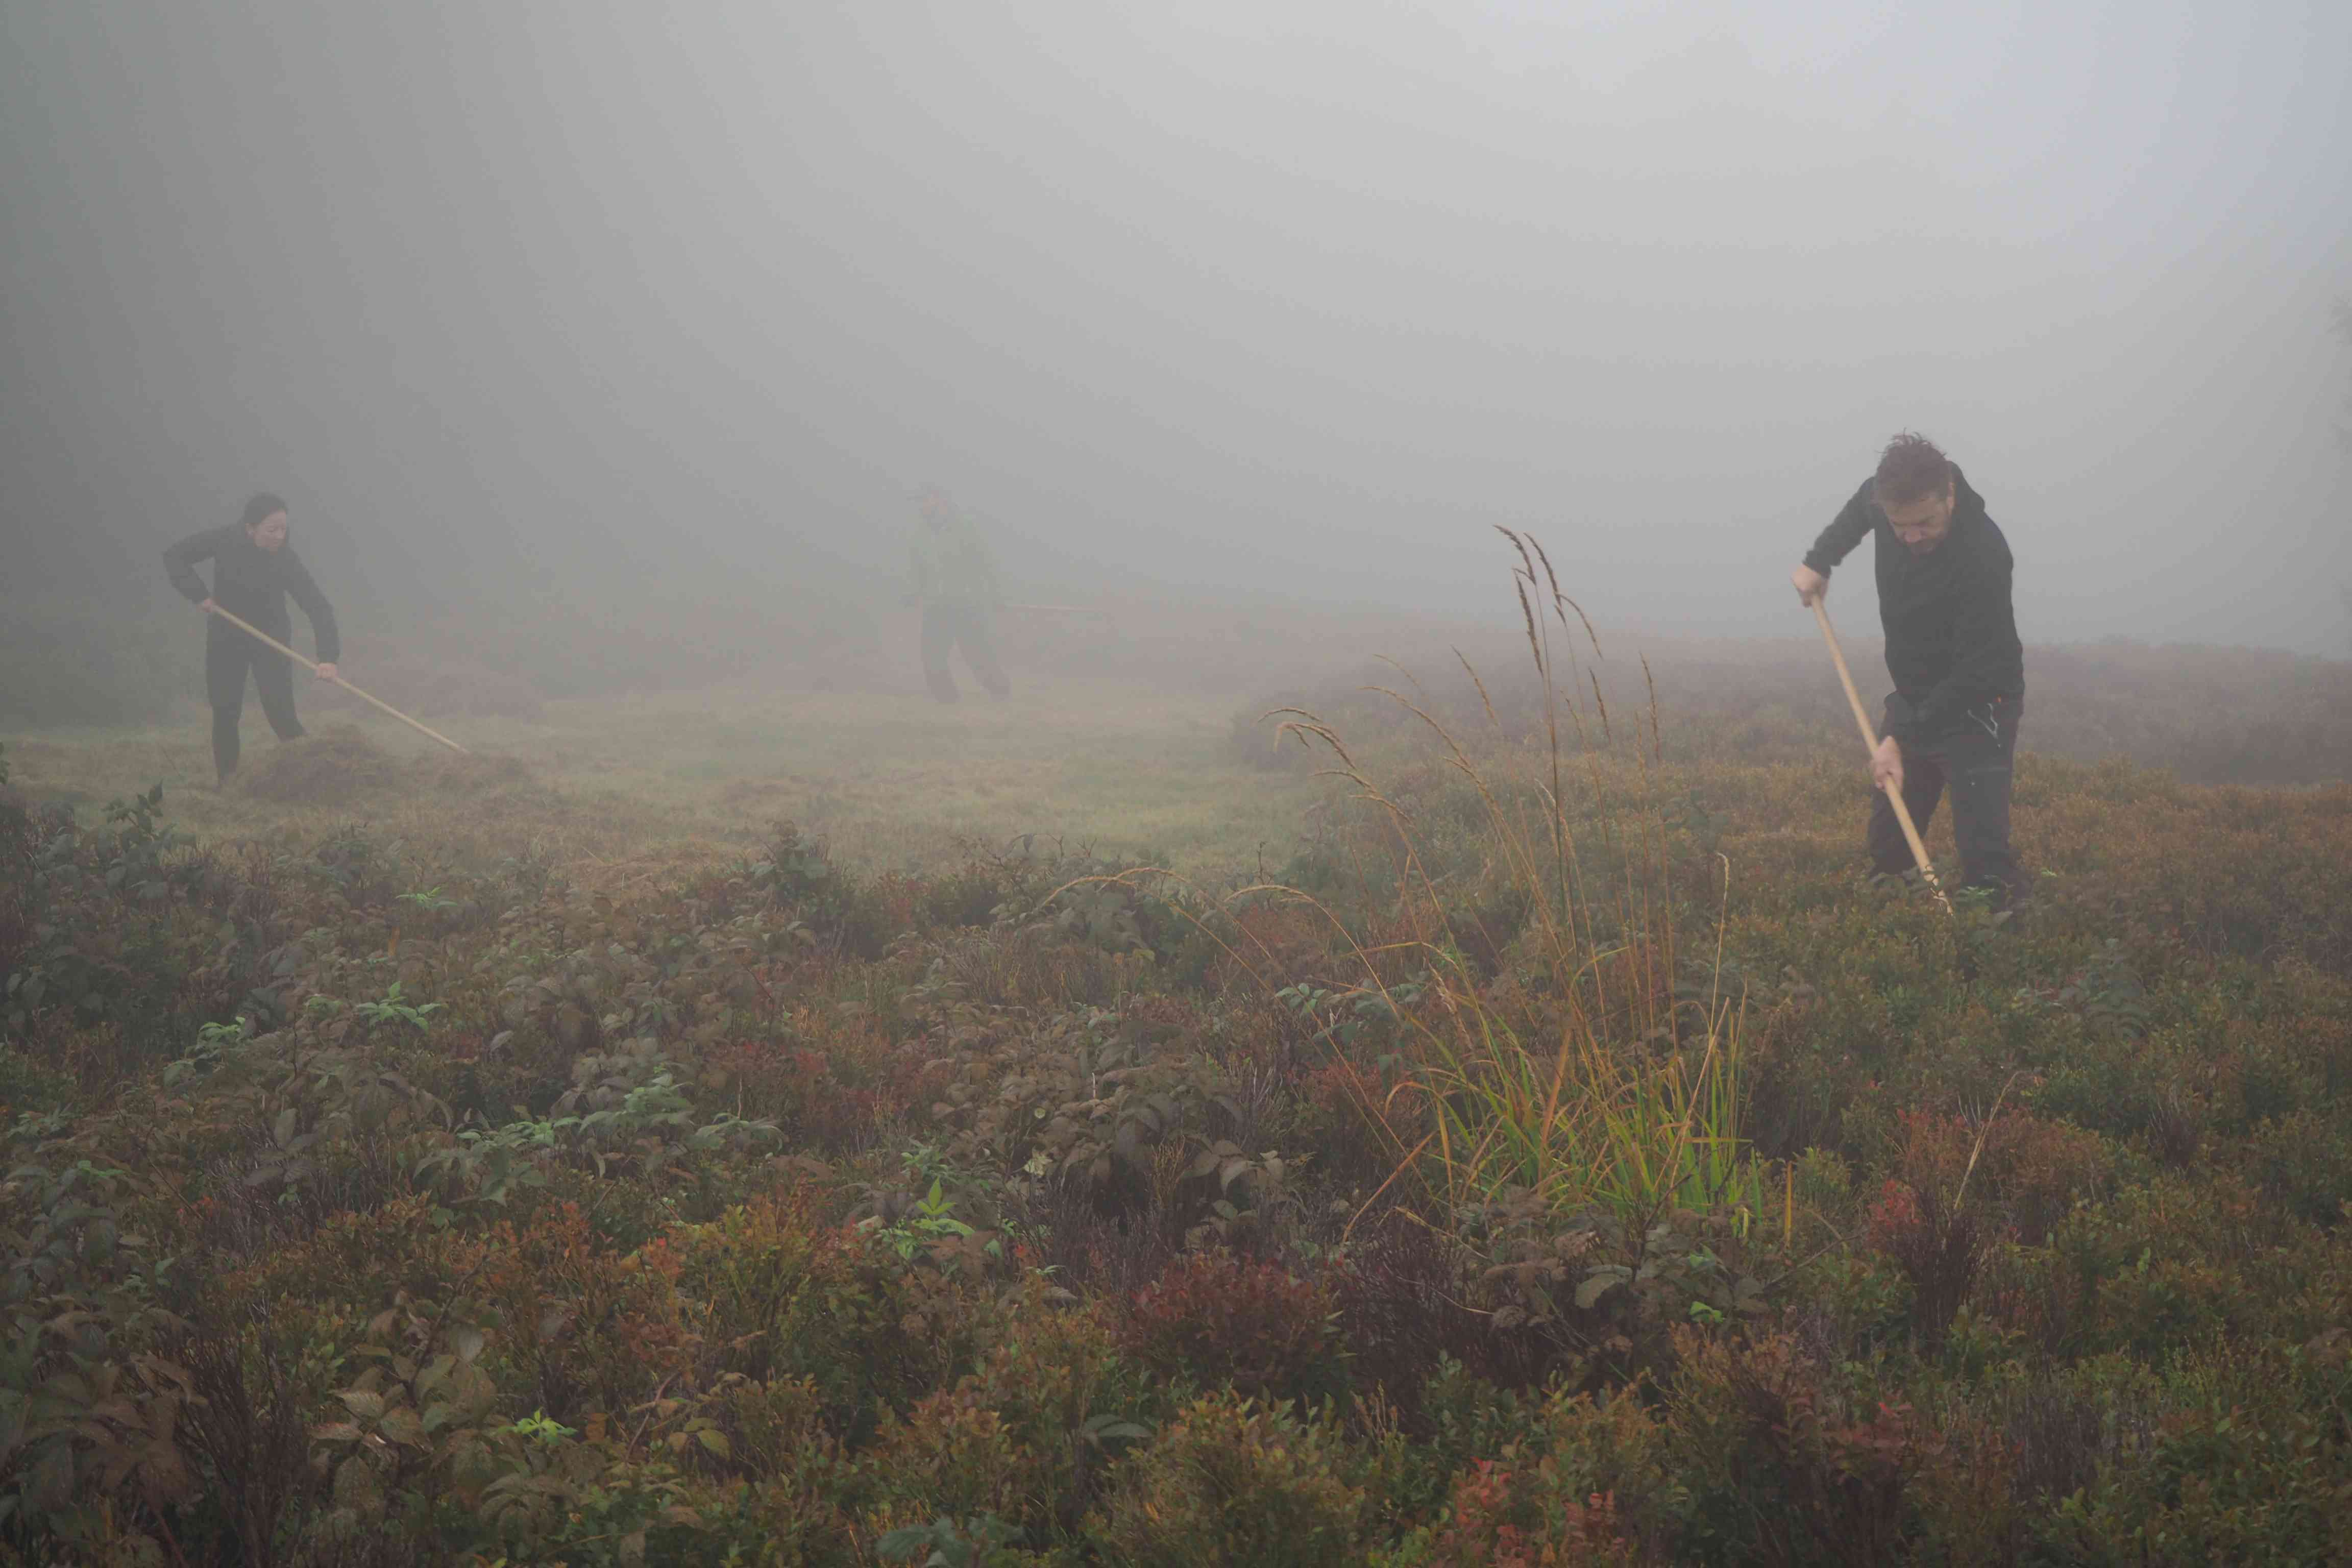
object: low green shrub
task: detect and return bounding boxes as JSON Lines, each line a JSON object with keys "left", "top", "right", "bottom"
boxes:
{"left": 1086, "top": 1392, "right": 1368, "bottom": 1566}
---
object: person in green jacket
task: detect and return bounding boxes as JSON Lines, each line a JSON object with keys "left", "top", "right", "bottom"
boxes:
{"left": 908, "top": 485, "right": 1010, "bottom": 702}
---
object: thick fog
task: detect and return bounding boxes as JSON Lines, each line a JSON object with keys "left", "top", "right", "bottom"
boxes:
{"left": 5, "top": 1, "right": 2349, "bottom": 655}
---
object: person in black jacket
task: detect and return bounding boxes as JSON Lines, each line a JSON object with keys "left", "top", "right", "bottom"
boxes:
{"left": 1790, "top": 434, "right": 2026, "bottom": 905}
{"left": 163, "top": 493, "right": 341, "bottom": 785}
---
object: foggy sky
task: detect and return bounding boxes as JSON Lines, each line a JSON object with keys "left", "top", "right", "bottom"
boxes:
{"left": 5, "top": 2, "right": 2349, "bottom": 652}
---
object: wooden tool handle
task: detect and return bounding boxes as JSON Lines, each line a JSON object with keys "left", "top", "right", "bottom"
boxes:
{"left": 204, "top": 604, "right": 469, "bottom": 755}
{"left": 1809, "top": 597, "right": 1945, "bottom": 905}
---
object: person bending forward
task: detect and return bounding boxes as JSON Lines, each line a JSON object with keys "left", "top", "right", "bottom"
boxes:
{"left": 1790, "top": 434, "right": 2027, "bottom": 906}
{"left": 163, "top": 493, "right": 341, "bottom": 785}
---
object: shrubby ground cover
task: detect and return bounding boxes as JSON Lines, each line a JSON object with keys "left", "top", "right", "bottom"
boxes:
{"left": 2, "top": 594, "right": 2348, "bottom": 1564}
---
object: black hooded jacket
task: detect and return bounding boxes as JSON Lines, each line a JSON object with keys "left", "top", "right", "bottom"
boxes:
{"left": 163, "top": 526, "right": 340, "bottom": 663}
{"left": 1802, "top": 467, "right": 2023, "bottom": 745}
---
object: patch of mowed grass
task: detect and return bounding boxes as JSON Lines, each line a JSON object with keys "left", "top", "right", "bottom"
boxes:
{"left": 0, "top": 676, "right": 1326, "bottom": 888}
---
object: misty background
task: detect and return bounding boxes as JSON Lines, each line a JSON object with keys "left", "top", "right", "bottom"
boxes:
{"left": 5, "top": 0, "right": 2350, "bottom": 725}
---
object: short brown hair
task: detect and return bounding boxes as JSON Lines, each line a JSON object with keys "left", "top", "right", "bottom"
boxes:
{"left": 1872, "top": 432, "right": 1952, "bottom": 508}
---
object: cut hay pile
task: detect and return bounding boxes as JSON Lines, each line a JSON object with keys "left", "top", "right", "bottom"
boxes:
{"left": 414, "top": 749, "right": 546, "bottom": 802}
{"left": 234, "top": 726, "right": 554, "bottom": 809}
{"left": 233, "top": 725, "right": 402, "bottom": 804}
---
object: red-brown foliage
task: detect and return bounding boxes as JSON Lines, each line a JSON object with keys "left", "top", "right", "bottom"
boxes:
{"left": 1118, "top": 1250, "right": 1346, "bottom": 1407}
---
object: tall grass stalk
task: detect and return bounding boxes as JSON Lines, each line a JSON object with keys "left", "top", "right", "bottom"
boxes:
{"left": 1060, "top": 537, "right": 1765, "bottom": 1231}
{"left": 1267, "top": 534, "right": 1762, "bottom": 1231}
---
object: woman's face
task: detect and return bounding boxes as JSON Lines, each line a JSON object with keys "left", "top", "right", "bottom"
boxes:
{"left": 247, "top": 510, "right": 289, "bottom": 551}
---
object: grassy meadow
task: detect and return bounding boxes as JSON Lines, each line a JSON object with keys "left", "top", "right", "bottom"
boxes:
{"left": 1, "top": 677, "right": 1324, "bottom": 892}
{"left": 3, "top": 595, "right": 2350, "bottom": 1565}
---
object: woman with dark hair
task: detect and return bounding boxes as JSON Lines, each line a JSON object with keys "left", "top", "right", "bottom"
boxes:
{"left": 163, "top": 493, "right": 341, "bottom": 785}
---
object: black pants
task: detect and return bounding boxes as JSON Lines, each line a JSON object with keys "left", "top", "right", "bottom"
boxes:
{"left": 920, "top": 603, "right": 1010, "bottom": 703}
{"left": 206, "top": 625, "right": 304, "bottom": 778}
{"left": 1869, "top": 694, "right": 2022, "bottom": 904}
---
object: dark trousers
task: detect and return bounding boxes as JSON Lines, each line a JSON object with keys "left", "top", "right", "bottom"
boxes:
{"left": 1869, "top": 694, "right": 2022, "bottom": 904}
{"left": 206, "top": 625, "right": 304, "bottom": 778}
{"left": 920, "top": 603, "right": 1010, "bottom": 703}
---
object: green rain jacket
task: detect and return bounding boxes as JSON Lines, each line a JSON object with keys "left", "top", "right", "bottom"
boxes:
{"left": 910, "top": 517, "right": 1002, "bottom": 610}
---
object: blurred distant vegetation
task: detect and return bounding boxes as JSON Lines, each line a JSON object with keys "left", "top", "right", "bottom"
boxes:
{"left": 1238, "top": 634, "right": 2352, "bottom": 789}
{"left": 10, "top": 584, "right": 2348, "bottom": 796}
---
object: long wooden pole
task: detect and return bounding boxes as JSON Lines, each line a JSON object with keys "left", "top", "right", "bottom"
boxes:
{"left": 202, "top": 604, "right": 469, "bottom": 755}
{"left": 1808, "top": 597, "right": 1946, "bottom": 910}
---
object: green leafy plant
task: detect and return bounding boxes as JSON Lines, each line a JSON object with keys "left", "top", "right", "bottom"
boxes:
{"left": 876, "top": 1512, "right": 1024, "bottom": 1566}
{"left": 396, "top": 886, "right": 459, "bottom": 915}
{"left": 866, "top": 1177, "right": 986, "bottom": 1264}
{"left": 354, "top": 982, "right": 444, "bottom": 1032}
